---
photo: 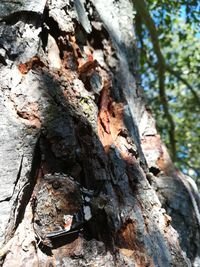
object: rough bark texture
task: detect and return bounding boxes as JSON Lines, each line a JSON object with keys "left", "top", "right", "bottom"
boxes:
{"left": 0, "top": 0, "right": 199, "bottom": 266}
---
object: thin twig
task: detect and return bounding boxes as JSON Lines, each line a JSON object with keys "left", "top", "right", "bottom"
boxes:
{"left": 166, "top": 65, "right": 200, "bottom": 107}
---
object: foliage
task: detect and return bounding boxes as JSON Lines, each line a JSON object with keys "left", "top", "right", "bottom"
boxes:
{"left": 135, "top": 0, "right": 200, "bottom": 182}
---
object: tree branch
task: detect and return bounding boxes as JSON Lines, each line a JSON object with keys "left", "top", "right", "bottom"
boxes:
{"left": 158, "top": 66, "right": 176, "bottom": 160}
{"left": 132, "top": 0, "right": 176, "bottom": 160}
{"left": 165, "top": 65, "right": 200, "bottom": 107}
{"left": 132, "top": 0, "right": 165, "bottom": 66}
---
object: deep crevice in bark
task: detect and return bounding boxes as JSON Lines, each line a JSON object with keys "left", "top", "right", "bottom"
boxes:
{"left": 14, "top": 139, "right": 41, "bottom": 230}
{"left": 42, "top": 7, "right": 61, "bottom": 41}
{"left": 0, "top": 11, "right": 42, "bottom": 26}
{"left": 149, "top": 166, "right": 160, "bottom": 176}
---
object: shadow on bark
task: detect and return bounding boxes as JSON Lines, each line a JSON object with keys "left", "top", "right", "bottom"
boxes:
{"left": 0, "top": 2, "right": 198, "bottom": 265}
{"left": 6, "top": 65, "right": 186, "bottom": 266}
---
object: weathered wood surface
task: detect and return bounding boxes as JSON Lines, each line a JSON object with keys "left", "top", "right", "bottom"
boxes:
{"left": 0, "top": 0, "right": 199, "bottom": 266}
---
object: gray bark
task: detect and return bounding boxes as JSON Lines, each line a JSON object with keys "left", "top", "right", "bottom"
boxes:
{"left": 0, "top": 0, "right": 199, "bottom": 266}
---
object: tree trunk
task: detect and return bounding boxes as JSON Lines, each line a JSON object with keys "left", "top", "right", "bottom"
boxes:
{"left": 0, "top": 0, "right": 199, "bottom": 266}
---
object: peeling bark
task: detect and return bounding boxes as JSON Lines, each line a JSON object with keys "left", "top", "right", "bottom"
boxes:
{"left": 0, "top": 0, "right": 199, "bottom": 266}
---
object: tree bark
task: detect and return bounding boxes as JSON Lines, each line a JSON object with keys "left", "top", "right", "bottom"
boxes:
{"left": 0, "top": 0, "right": 199, "bottom": 266}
